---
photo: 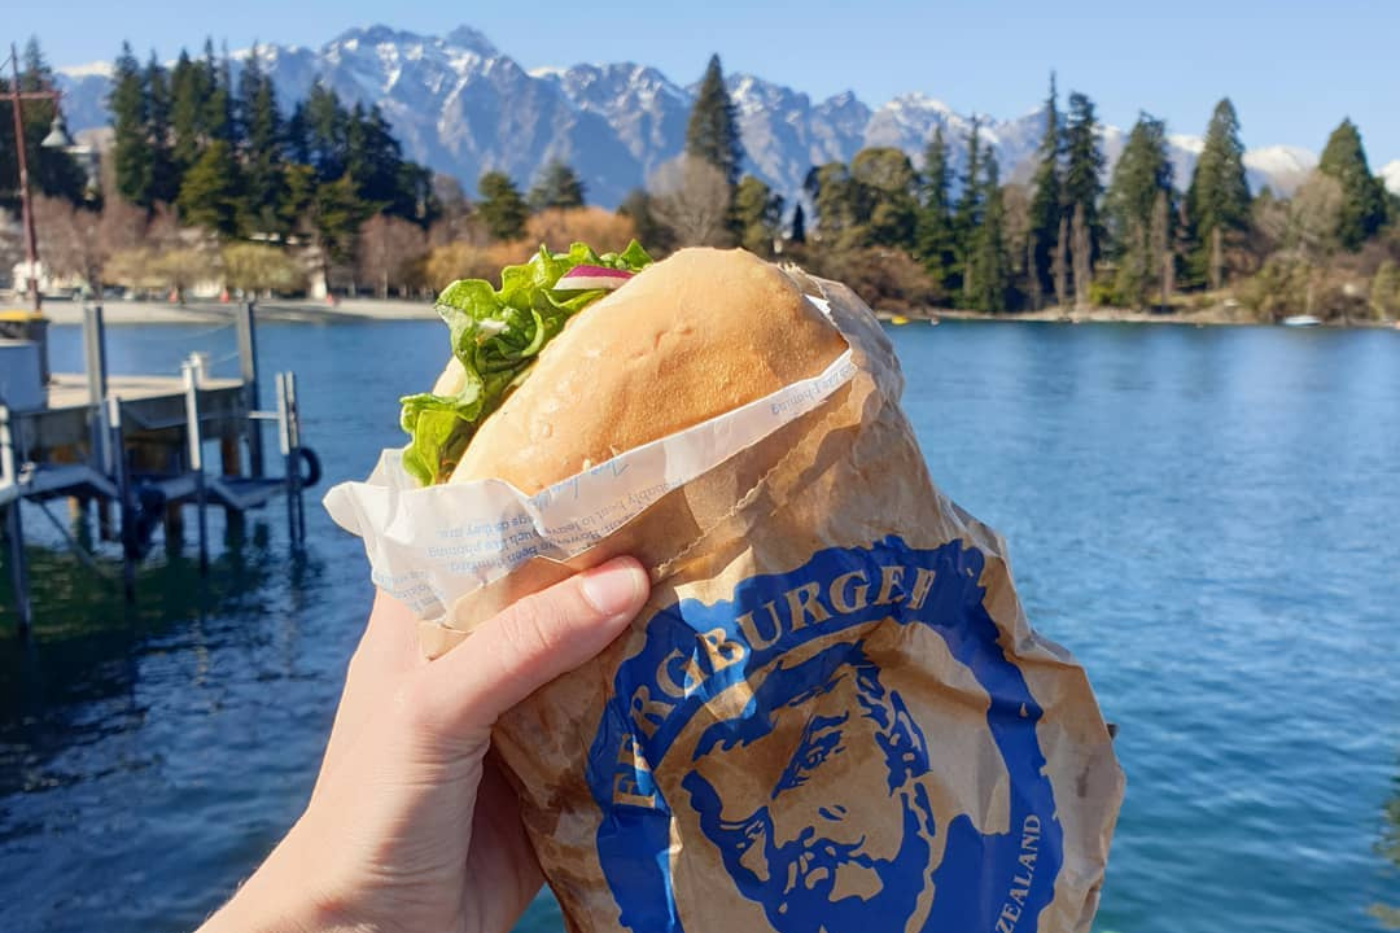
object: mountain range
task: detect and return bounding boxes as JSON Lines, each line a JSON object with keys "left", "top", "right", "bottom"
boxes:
{"left": 54, "top": 24, "right": 1400, "bottom": 212}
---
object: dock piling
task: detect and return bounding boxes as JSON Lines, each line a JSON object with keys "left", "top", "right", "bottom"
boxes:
{"left": 2, "top": 406, "right": 32, "bottom": 634}
{"left": 108, "top": 396, "right": 135, "bottom": 602}
{"left": 235, "top": 302, "right": 264, "bottom": 479}
{"left": 183, "top": 361, "right": 209, "bottom": 575}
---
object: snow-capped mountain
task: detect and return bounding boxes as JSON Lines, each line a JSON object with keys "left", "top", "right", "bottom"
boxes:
{"left": 55, "top": 24, "right": 1364, "bottom": 209}
{"left": 1381, "top": 160, "right": 1400, "bottom": 196}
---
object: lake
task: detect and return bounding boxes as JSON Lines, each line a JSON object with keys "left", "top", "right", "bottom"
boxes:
{"left": 2, "top": 317, "right": 1397, "bottom": 933}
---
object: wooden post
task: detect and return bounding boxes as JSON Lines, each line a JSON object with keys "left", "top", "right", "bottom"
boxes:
{"left": 287, "top": 371, "right": 305, "bottom": 548}
{"left": 276, "top": 373, "right": 295, "bottom": 547}
{"left": 235, "top": 302, "right": 264, "bottom": 478}
{"left": 1, "top": 405, "right": 31, "bottom": 634}
{"left": 221, "top": 432, "right": 245, "bottom": 542}
{"left": 183, "top": 362, "right": 209, "bottom": 575}
{"left": 108, "top": 397, "right": 135, "bottom": 602}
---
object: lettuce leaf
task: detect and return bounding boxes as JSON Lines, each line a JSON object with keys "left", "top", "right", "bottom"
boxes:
{"left": 399, "top": 241, "right": 653, "bottom": 485}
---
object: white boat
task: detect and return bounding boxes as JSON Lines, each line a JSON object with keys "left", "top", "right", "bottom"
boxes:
{"left": 1281, "top": 315, "right": 1322, "bottom": 327}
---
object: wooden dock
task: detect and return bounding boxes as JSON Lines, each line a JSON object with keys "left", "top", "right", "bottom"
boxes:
{"left": 1, "top": 303, "right": 316, "bottom": 633}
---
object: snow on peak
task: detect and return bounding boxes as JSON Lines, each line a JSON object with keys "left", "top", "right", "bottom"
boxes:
{"left": 58, "top": 61, "right": 113, "bottom": 79}
{"left": 1380, "top": 159, "right": 1400, "bottom": 196}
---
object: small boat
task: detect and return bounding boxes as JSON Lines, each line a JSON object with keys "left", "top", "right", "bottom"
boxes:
{"left": 1281, "top": 315, "right": 1321, "bottom": 327}
{"left": 889, "top": 315, "right": 910, "bottom": 326}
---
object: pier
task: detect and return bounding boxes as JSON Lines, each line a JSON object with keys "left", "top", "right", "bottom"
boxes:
{"left": 0, "top": 303, "right": 317, "bottom": 634}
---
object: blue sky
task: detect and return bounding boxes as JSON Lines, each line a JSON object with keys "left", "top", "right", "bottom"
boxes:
{"left": 7, "top": 0, "right": 1398, "bottom": 163}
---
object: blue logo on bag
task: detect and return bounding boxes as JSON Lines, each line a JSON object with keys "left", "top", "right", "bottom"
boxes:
{"left": 586, "top": 536, "right": 1062, "bottom": 933}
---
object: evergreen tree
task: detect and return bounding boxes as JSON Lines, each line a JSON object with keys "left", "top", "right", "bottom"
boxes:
{"left": 345, "top": 104, "right": 405, "bottom": 211}
{"left": 527, "top": 159, "right": 587, "bottom": 211}
{"left": 917, "top": 126, "right": 957, "bottom": 292}
{"left": 1062, "top": 92, "right": 1105, "bottom": 268}
{"left": 618, "top": 188, "right": 674, "bottom": 253}
{"left": 1027, "top": 74, "right": 1063, "bottom": 306}
{"left": 109, "top": 43, "right": 153, "bottom": 208}
{"left": 966, "top": 156, "right": 1011, "bottom": 312}
{"left": 850, "top": 147, "right": 918, "bottom": 247}
{"left": 1, "top": 38, "right": 85, "bottom": 204}
{"left": 1105, "top": 113, "right": 1174, "bottom": 306}
{"left": 805, "top": 162, "right": 859, "bottom": 243}
{"left": 239, "top": 46, "right": 285, "bottom": 233}
{"left": 177, "top": 139, "right": 243, "bottom": 235}
{"left": 732, "top": 175, "right": 784, "bottom": 256}
{"left": 790, "top": 203, "right": 806, "bottom": 244}
{"left": 144, "top": 53, "right": 178, "bottom": 205}
{"left": 685, "top": 54, "right": 744, "bottom": 188}
{"left": 953, "top": 118, "right": 985, "bottom": 299}
{"left": 1317, "top": 118, "right": 1388, "bottom": 251}
{"left": 1185, "top": 99, "right": 1251, "bottom": 284}
{"left": 477, "top": 171, "right": 528, "bottom": 240}
{"left": 201, "top": 40, "right": 234, "bottom": 144}
{"left": 169, "top": 50, "right": 207, "bottom": 175}
{"left": 285, "top": 102, "right": 311, "bottom": 167}
{"left": 303, "top": 82, "right": 347, "bottom": 181}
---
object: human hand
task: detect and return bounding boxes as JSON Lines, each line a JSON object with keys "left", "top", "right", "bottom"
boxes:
{"left": 198, "top": 556, "right": 651, "bottom": 933}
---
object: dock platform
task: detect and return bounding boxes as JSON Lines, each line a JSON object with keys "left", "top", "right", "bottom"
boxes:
{"left": 1, "top": 303, "right": 316, "bottom": 633}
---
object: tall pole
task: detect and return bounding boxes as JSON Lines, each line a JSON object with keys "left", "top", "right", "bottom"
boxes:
{"left": 8, "top": 43, "right": 41, "bottom": 312}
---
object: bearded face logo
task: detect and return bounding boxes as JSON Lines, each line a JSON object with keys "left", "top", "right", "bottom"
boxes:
{"left": 589, "top": 538, "right": 1066, "bottom": 933}
{"left": 683, "top": 641, "right": 938, "bottom": 933}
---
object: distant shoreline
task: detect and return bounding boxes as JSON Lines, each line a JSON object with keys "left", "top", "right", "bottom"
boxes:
{"left": 33, "top": 298, "right": 442, "bottom": 326}
{"left": 26, "top": 297, "right": 1400, "bottom": 330}
{"left": 879, "top": 305, "right": 1400, "bottom": 329}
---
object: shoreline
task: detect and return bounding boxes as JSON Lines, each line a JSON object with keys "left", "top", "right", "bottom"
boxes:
{"left": 31, "top": 297, "right": 442, "bottom": 326}
{"left": 22, "top": 297, "right": 1400, "bottom": 330}
{"left": 879, "top": 305, "right": 1400, "bottom": 329}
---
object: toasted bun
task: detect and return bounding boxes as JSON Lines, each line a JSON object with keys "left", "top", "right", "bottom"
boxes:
{"left": 448, "top": 247, "right": 845, "bottom": 494}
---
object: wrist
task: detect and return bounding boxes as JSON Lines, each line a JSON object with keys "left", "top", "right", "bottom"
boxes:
{"left": 198, "top": 825, "right": 358, "bottom": 933}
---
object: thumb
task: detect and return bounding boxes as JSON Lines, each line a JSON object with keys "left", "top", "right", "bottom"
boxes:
{"left": 416, "top": 557, "right": 650, "bottom": 738}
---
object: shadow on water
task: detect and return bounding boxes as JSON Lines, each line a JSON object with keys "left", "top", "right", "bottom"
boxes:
{"left": 0, "top": 522, "right": 325, "bottom": 801}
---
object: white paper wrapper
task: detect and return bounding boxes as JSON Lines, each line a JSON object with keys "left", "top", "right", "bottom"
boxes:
{"left": 324, "top": 299, "right": 857, "bottom": 622}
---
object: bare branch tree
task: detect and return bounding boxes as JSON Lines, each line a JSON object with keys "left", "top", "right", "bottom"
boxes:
{"left": 649, "top": 156, "right": 733, "bottom": 248}
{"left": 357, "top": 215, "right": 428, "bottom": 298}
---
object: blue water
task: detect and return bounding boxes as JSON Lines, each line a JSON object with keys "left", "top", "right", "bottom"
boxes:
{"left": 1, "top": 318, "right": 1397, "bottom": 932}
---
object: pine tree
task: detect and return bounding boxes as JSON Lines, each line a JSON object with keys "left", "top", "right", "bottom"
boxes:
{"left": 1053, "top": 214, "right": 1069, "bottom": 308}
{"left": 685, "top": 54, "right": 744, "bottom": 188}
{"left": 1027, "top": 73, "right": 1063, "bottom": 306}
{"left": 1062, "top": 92, "right": 1105, "bottom": 270}
{"left": 1105, "top": 113, "right": 1174, "bottom": 307}
{"left": 917, "top": 126, "right": 956, "bottom": 291}
{"left": 954, "top": 118, "right": 984, "bottom": 300}
{"left": 239, "top": 46, "right": 286, "bottom": 234}
{"left": 967, "top": 155, "right": 1011, "bottom": 312}
{"left": 851, "top": 147, "right": 918, "bottom": 247}
{"left": 732, "top": 175, "right": 784, "bottom": 256}
{"left": 790, "top": 203, "right": 806, "bottom": 244}
{"left": 618, "top": 188, "right": 674, "bottom": 253}
{"left": 477, "top": 171, "right": 528, "bottom": 241}
{"left": 1317, "top": 118, "right": 1388, "bottom": 251}
{"left": 177, "top": 139, "right": 243, "bottom": 235}
{"left": 3, "top": 39, "right": 85, "bottom": 203}
{"left": 196, "top": 40, "right": 235, "bottom": 145}
{"left": 303, "top": 82, "right": 347, "bottom": 182}
{"left": 145, "top": 53, "right": 178, "bottom": 205}
{"left": 169, "top": 50, "right": 206, "bottom": 175}
{"left": 527, "top": 159, "right": 587, "bottom": 211}
{"left": 109, "top": 42, "right": 153, "bottom": 208}
{"left": 1185, "top": 99, "right": 1251, "bottom": 284}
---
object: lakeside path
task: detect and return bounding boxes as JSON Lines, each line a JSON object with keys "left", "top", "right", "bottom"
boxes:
{"left": 37, "top": 297, "right": 441, "bottom": 325}
{"left": 32, "top": 297, "right": 1400, "bottom": 329}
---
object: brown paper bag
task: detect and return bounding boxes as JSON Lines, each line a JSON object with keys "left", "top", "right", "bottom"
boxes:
{"left": 405, "top": 270, "right": 1123, "bottom": 933}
